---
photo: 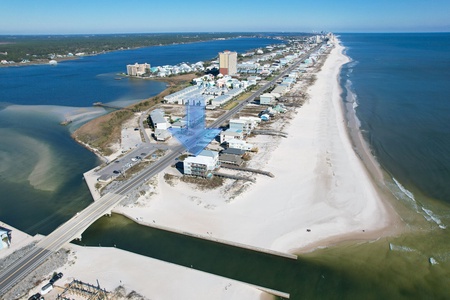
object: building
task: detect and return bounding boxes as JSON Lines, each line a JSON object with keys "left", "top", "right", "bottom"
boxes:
{"left": 183, "top": 150, "right": 220, "bottom": 177}
{"left": 260, "top": 93, "right": 275, "bottom": 105}
{"left": 163, "top": 86, "right": 204, "bottom": 104}
{"left": 219, "top": 153, "right": 243, "bottom": 166}
{"left": 220, "top": 129, "right": 244, "bottom": 144}
{"left": 149, "top": 109, "right": 170, "bottom": 130}
{"left": 154, "top": 128, "right": 172, "bottom": 141}
{"left": 229, "top": 118, "right": 255, "bottom": 135}
{"left": 219, "top": 50, "right": 237, "bottom": 76}
{"left": 227, "top": 139, "right": 253, "bottom": 151}
{"left": 0, "top": 227, "right": 12, "bottom": 250}
{"left": 127, "top": 63, "right": 151, "bottom": 76}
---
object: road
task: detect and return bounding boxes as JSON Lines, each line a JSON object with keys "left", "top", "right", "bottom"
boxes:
{"left": 0, "top": 43, "right": 323, "bottom": 297}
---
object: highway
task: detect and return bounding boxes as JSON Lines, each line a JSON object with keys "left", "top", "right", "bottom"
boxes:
{"left": 0, "top": 43, "right": 323, "bottom": 297}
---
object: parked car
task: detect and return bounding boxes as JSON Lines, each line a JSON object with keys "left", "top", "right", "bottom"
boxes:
{"left": 28, "top": 293, "right": 41, "bottom": 300}
{"left": 49, "top": 272, "right": 63, "bottom": 284}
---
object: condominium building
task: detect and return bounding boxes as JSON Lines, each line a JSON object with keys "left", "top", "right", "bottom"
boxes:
{"left": 127, "top": 63, "right": 151, "bottom": 76}
{"left": 183, "top": 150, "right": 220, "bottom": 177}
{"left": 219, "top": 50, "right": 237, "bottom": 75}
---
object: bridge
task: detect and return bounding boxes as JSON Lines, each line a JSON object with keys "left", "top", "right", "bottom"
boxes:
{"left": 0, "top": 44, "right": 323, "bottom": 297}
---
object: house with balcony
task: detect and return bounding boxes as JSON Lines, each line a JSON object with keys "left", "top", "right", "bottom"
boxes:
{"left": 183, "top": 150, "right": 220, "bottom": 177}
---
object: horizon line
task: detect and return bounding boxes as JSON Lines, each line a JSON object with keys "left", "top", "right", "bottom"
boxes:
{"left": 1, "top": 30, "right": 449, "bottom": 36}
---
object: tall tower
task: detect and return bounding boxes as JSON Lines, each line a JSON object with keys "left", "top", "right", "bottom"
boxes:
{"left": 219, "top": 50, "right": 237, "bottom": 75}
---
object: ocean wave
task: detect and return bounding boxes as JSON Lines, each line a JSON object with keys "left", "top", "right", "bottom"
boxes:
{"left": 393, "top": 178, "right": 415, "bottom": 201}
{"left": 429, "top": 257, "right": 439, "bottom": 265}
{"left": 389, "top": 243, "right": 415, "bottom": 252}
{"left": 422, "top": 207, "right": 447, "bottom": 229}
{"left": 392, "top": 178, "right": 447, "bottom": 229}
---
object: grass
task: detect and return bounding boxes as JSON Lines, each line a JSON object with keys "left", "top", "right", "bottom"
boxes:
{"left": 181, "top": 175, "right": 224, "bottom": 190}
{"left": 72, "top": 73, "right": 196, "bottom": 156}
{"left": 222, "top": 101, "right": 239, "bottom": 110}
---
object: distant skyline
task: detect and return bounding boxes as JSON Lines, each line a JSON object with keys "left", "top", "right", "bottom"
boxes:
{"left": 1, "top": 0, "right": 449, "bottom": 34}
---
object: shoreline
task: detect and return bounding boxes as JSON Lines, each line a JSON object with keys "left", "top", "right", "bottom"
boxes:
{"left": 0, "top": 35, "right": 272, "bottom": 69}
{"left": 1, "top": 37, "right": 407, "bottom": 299}
{"left": 107, "top": 37, "right": 402, "bottom": 256}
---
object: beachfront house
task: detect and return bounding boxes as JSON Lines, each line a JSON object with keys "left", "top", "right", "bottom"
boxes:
{"left": 219, "top": 148, "right": 245, "bottom": 166}
{"left": 227, "top": 139, "right": 253, "bottom": 151}
{"left": 220, "top": 129, "right": 244, "bottom": 144}
{"left": 260, "top": 93, "right": 275, "bottom": 105}
{"left": 229, "top": 118, "right": 253, "bottom": 135}
{"left": 183, "top": 150, "right": 220, "bottom": 177}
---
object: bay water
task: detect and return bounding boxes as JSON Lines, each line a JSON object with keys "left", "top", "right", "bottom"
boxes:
{"left": 0, "top": 37, "right": 280, "bottom": 234}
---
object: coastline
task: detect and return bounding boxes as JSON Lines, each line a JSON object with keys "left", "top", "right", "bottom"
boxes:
{"left": 108, "top": 37, "right": 402, "bottom": 255}
{"left": 1, "top": 37, "right": 407, "bottom": 299}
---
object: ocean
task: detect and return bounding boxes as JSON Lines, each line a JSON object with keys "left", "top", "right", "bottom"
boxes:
{"left": 2, "top": 34, "right": 450, "bottom": 299}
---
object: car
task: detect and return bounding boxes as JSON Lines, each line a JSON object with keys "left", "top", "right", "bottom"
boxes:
{"left": 28, "top": 293, "right": 41, "bottom": 300}
{"left": 113, "top": 170, "right": 120, "bottom": 174}
{"left": 136, "top": 156, "right": 142, "bottom": 160}
{"left": 134, "top": 128, "right": 139, "bottom": 131}
{"left": 140, "top": 152, "right": 146, "bottom": 156}
{"left": 115, "top": 160, "right": 120, "bottom": 163}
{"left": 49, "top": 272, "right": 63, "bottom": 284}
{"left": 131, "top": 158, "right": 137, "bottom": 162}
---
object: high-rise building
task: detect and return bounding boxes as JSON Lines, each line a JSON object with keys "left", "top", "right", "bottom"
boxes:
{"left": 126, "top": 63, "right": 151, "bottom": 76}
{"left": 219, "top": 50, "right": 237, "bottom": 75}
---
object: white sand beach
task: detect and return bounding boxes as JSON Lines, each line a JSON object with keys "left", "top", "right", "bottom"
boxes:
{"left": 50, "top": 245, "right": 274, "bottom": 300}
{"left": 114, "top": 39, "right": 400, "bottom": 254}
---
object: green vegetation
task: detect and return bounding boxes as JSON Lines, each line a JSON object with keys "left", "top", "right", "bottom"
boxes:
{"left": 0, "top": 33, "right": 256, "bottom": 62}
{"left": 75, "top": 109, "right": 133, "bottom": 155}
{"left": 181, "top": 175, "right": 224, "bottom": 190}
{"left": 222, "top": 101, "right": 239, "bottom": 110}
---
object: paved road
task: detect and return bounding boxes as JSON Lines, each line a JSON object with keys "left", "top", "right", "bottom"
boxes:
{"left": 0, "top": 43, "right": 323, "bottom": 297}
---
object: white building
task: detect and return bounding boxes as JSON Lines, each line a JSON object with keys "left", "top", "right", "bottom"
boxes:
{"left": 220, "top": 129, "right": 244, "bottom": 144}
{"left": 260, "top": 93, "right": 275, "bottom": 105}
{"left": 271, "top": 85, "right": 289, "bottom": 96}
{"left": 164, "top": 86, "right": 204, "bottom": 104}
{"left": 149, "top": 109, "right": 170, "bottom": 130}
{"left": 183, "top": 150, "right": 220, "bottom": 177}
{"left": 154, "top": 128, "right": 172, "bottom": 141}
{"left": 227, "top": 139, "right": 253, "bottom": 151}
{"left": 229, "top": 118, "right": 253, "bottom": 135}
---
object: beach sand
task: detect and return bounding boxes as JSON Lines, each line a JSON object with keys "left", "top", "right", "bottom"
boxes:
{"left": 114, "top": 38, "right": 401, "bottom": 255}
{"left": 50, "top": 245, "right": 274, "bottom": 300}
{"left": 3, "top": 38, "right": 405, "bottom": 300}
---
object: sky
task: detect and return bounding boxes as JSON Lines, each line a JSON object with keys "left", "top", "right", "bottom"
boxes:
{"left": 1, "top": 0, "right": 449, "bottom": 34}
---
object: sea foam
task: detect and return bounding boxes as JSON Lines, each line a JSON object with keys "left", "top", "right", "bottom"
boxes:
{"left": 393, "top": 178, "right": 415, "bottom": 201}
